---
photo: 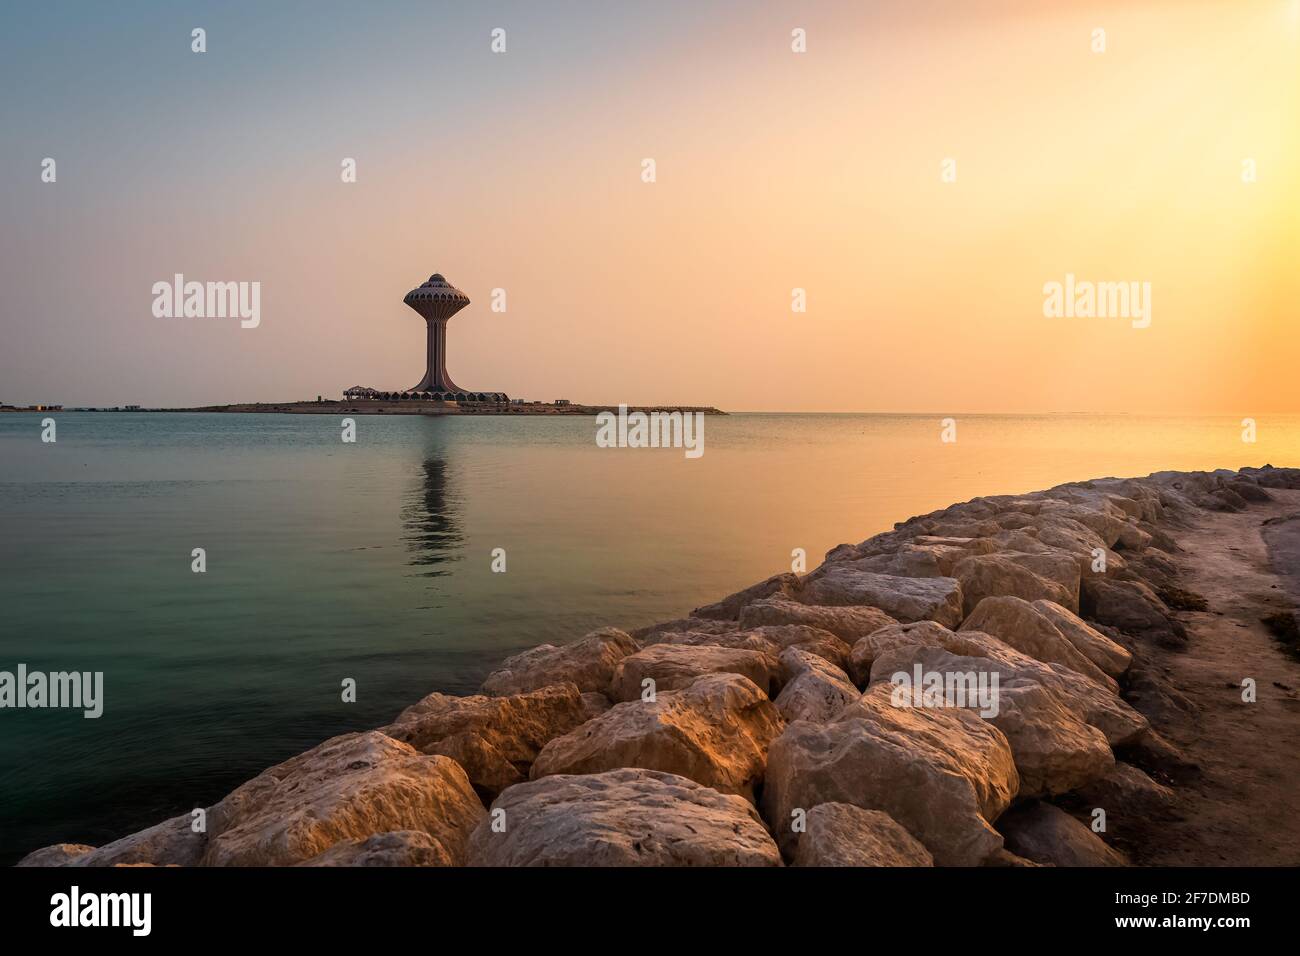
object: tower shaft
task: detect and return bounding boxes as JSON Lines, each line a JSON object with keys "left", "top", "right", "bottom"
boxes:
{"left": 411, "top": 318, "right": 461, "bottom": 393}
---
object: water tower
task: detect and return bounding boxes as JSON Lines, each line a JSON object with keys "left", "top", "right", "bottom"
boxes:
{"left": 402, "top": 274, "right": 506, "bottom": 402}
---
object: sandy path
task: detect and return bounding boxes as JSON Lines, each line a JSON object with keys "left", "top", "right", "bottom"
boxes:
{"left": 1135, "top": 490, "right": 1300, "bottom": 866}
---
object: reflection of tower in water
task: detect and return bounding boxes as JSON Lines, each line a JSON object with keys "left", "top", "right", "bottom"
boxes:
{"left": 401, "top": 456, "right": 463, "bottom": 576}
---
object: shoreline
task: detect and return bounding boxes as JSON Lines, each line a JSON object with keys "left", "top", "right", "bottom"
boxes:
{"left": 16, "top": 464, "right": 1300, "bottom": 867}
{"left": 1, "top": 402, "right": 727, "bottom": 416}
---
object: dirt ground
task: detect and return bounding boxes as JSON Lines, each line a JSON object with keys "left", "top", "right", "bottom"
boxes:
{"left": 1133, "top": 490, "right": 1300, "bottom": 866}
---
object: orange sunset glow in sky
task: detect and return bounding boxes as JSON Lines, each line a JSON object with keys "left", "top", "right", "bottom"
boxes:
{"left": 2, "top": 0, "right": 1297, "bottom": 412}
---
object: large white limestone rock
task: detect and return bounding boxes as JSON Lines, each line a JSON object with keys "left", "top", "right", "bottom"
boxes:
{"left": 468, "top": 769, "right": 782, "bottom": 866}
{"left": 761, "top": 684, "right": 1018, "bottom": 866}
{"left": 480, "top": 628, "right": 639, "bottom": 696}
{"left": 530, "top": 673, "right": 784, "bottom": 799}
{"left": 798, "top": 568, "right": 964, "bottom": 628}
{"left": 202, "top": 731, "right": 485, "bottom": 867}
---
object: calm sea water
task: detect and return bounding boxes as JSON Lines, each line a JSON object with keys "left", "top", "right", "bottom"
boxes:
{"left": 2, "top": 411, "right": 1298, "bottom": 863}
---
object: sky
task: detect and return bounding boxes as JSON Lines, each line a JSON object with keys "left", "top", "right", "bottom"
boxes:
{"left": 1, "top": 0, "right": 1297, "bottom": 412}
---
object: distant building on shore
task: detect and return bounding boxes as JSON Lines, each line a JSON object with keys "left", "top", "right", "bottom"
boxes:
{"left": 343, "top": 273, "right": 508, "bottom": 405}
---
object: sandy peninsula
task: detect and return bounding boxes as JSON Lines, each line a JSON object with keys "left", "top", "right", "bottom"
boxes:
{"left": 160, "top": 401, "right": 726, "bottom": 417}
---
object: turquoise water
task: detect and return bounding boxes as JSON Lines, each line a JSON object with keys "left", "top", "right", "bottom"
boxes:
{"left": 2, "top": 411, "right": 1298, "bottom": 863}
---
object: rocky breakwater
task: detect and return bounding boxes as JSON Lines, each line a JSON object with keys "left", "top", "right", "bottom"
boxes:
{"left": 19, "top": 465, "right": 1300, "bottom": 868}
